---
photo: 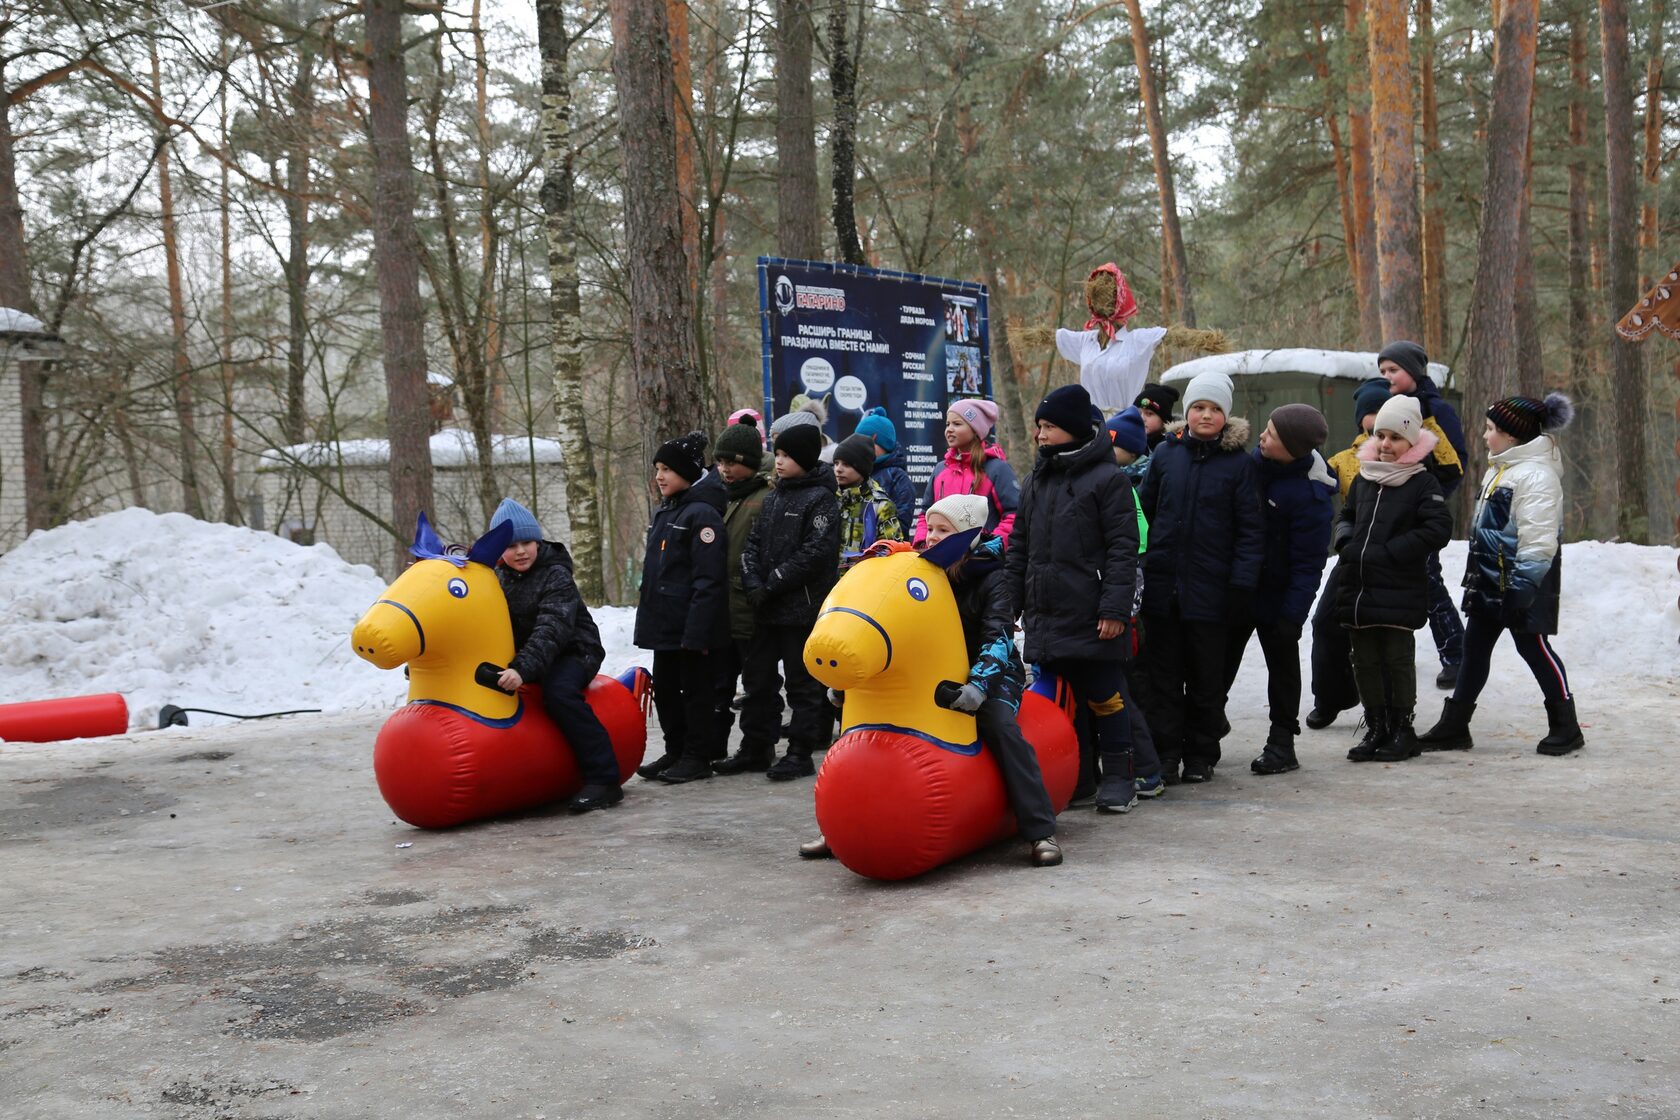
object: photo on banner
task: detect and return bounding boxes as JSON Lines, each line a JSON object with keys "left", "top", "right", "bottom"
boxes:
{"left": 757, "top": 258, "right": 992, "bottom": 501}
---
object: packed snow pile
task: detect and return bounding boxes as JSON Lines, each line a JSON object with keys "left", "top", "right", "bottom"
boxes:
{"left": 0, "top": 510, "right": 641, "bottom": 735}
{"left": 258, "top": 427, "right": 564, "bottom": 470}
{"left": 0, "top": 509, "right": 1672, "bottom": 740}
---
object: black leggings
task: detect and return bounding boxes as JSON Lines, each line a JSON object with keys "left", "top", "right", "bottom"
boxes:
{"left": 1451, "top": 614, "right": 1572, "bottom": 706}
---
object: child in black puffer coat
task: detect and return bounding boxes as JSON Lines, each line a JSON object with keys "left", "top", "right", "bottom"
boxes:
{"left": 1137, "top": 370, "right": 1264, "bottom": 785}
{"left": 490, "top": 497, "right": 618, "bottom": 813}
{"left": 1333, "top": 395, "right": 1453, "bottom": 763}
{"left": 633, "top": 432, "right": 730, "bottom": 785}
{"left": 740, "top": 423, "right": 841, "bottom": 780}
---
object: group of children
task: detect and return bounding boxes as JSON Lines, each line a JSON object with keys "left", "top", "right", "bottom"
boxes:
{"left": 483, "top": 338, "right": 1585, "bottom": 864}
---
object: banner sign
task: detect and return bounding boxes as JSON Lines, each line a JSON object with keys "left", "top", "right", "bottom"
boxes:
{"left": 757, "top": 257, "right": 991, "bottom": 499}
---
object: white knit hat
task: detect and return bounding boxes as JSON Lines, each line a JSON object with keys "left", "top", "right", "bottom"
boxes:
{"left": 1181, "top": 370, "right": 1234, "bottom": 414}
{"left": 925, "top": 493, "right": 989, "bottom": 534}
{"left": 1372, "top": 394, "right": 1423, "bottom": 444}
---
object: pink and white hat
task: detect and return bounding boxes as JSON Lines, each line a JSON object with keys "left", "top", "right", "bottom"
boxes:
{"left": 948, "top": 398, "right": 999, "bottom": 442}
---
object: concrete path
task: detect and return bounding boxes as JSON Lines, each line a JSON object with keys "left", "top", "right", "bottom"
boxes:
{"left": 3, "top": 693, "right": 1677, "bottom": 1119}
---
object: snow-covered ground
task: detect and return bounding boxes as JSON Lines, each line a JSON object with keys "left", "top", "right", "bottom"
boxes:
{"left": 0, "top": 509, "right": 640, "bottom": 733}
{"left": 0, "top": 509, "right": 1673, "bottom": 739}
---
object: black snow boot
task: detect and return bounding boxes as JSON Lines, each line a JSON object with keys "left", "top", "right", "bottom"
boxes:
{"left": 1536, "top": 698, "right": 1585, "bottom": 756}
{"left": 766, "top": 745, "right": 816, "bottom": 781}
{"left": 1417, "top": 697, "right": 1475, "bottom": 751}
{"left": 1372, "top": 710, "right": 1420, "bottom": 762}
{"left": 657, "top": 755, "right": 714, "bottom": 784}
{"left": 1095, "top": 753, "right": 1138, "bottom": 813}
{"left": 1250, "top": 723, "right": 1301, "bottom": 775}
{"left": 712, "top": 744, "right": 774, "bottom": 775}
{"left": 1347, "top": 708, "right": 1388, "bottom": 762}
{"left": 636, "top": 751, "right": 680, "bottom": 780}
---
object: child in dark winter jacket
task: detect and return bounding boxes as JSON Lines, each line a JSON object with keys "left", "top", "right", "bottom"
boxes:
{"left": 1379, "top": 340, "right": 1467, "bottom": 690}
{"left": 1221, "top": 404, "right": 1337, "bottom": 775}
{"left": 633, "top": 432, "right": 730, "bottom": 785}
{"left": 801, "top": 493, "right": 1064, "bottom": 867}
{"left": 740, "top": 423, "right": 842, "bottom": 780}
{"left": 913, "top": 398, "right": 1020, "bottom": 546}
{"left": 1332, "top": 395, "right": 1453, "bottom": 763}
{"left": 1308, "top": 376, "right": 1391, "bottom": 730}
{"left": 710, "top": 418, "right": 779, "bottom": 775}
{"left": 832, "top": 434, "right": 904, "bottom": 568}
{"left": 1417, "top": 393, "right": 1585, "bottom": 757}
{"left": 1134, "top": 382, "right": 1180, "bottom": 452}
{"left": 1005, "top": 382, "right": 1150, "bottom": 814}
{"left": 1137, "top": 369, "right": 1264, "bottom": 784}
{"left": 853, "top": 407, "right": 917, "bottom": 535}
{"left": 490, "top": 497, "right": 619, "bottom": 814}
{"left": 1105, "top": 406, "right": 1152, "bottom": 484}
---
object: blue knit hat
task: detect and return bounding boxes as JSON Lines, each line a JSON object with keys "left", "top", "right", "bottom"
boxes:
{"left": 1105, "top": 407, "right": 1149, "bottom": 456}
{"left": 1352, "top": 377, "right": 1392, "bottom": 429}
{"left": 853, "top": 406, "right": 897, "bottom": 453}
{"left": 489, "top": 497, "right": 543, "bottom": 543}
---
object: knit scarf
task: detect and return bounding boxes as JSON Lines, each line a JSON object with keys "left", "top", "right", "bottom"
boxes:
{"left": 1356, "top": 427, "right": 1437, "bottom": 487}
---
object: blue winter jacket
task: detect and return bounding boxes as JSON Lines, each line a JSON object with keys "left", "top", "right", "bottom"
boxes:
{"left": 1410, "top": 375, "right": 1468, "bottom": 496}
{"left": 1461, "top": 435, "right": 1565, "bottom": 634}
{"left": 871, "top": 445, "right": 918, "bottom": 534}
{"left": 1253, "top": 449, "right": 1338, "bottom": 626}
{"left": 1138, "top": 418, "right": 1264, "bottom": 623}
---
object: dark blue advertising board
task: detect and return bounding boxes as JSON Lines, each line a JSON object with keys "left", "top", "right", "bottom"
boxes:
{"left": 757, "top": 257, "right": 991, "bottom": 497}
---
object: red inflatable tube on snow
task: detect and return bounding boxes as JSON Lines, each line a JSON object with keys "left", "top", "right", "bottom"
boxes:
{"left": 373, "top": 670, "right": 648, "bottom": 829}
{"left": 812, "top": 686, "right": 1080, "bottom": 881}
{"left": 0, "top": 693, "right": 129, "bottom": 743}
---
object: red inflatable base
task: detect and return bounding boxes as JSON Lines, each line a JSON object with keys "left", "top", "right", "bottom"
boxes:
{"left": 372, "top": 675, "right": 647, "bottom": 829}
{"left": 0, "top": 693, "right": 129, "bottom": 743}
{"left": 813, "top": 690, "right": 1080, "bottom": 881}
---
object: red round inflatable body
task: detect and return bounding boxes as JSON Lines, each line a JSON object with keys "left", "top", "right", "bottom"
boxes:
{"left": 0, "top": 693, "right": 129, "bottom": 743}
{"left": 372, "top": 674, "right": 646, "bottom": 829}
{"left": 813, "top": 689, "right": 1080, "bottom": 881}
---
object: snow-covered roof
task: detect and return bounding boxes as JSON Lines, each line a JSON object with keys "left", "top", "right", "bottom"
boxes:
{"left": 0, "top": 307, "right": 47, "bottom": 334}
{"left": 426, "top": 371, "right": 454, "bottom": 387}
{"left": 1163, "top": 348, "right": 1453, "bottom": 389}
{"left": 258, "top": 427, "right": 564, "bottom": 469}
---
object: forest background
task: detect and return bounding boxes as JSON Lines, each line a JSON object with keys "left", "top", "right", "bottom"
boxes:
{"left": 2, "top": 0, "right": 1674, "bottom": 602}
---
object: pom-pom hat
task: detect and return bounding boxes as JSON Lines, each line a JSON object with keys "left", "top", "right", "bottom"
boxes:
{"left": 654, "top": 431, "right": 708, "bottom": 483}
{"left": 714, "top": 419, "right": 764, "bottom": 471}
{"left": 1487, "top": 392, "right": 1575, "bottom": 444}
{"left": 853, "top": 406, "right": 898, "bottom": 453}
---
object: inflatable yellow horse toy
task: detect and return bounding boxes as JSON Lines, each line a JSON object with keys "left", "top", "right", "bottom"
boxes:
{"left": 352, "top": 514, "right": 648, "bottom": 828}
{"left": 802, "top": 537, "right": 1078, "bottom": 880}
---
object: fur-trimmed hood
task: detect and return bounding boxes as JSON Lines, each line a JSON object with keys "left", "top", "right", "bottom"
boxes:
{"left": 1165, "top": 415, "right": 1251, "bottom": 453}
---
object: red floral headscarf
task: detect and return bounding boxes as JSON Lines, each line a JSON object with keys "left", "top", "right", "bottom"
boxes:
{"left": 1084, "top": 262, "right": 1140, "bottom": 344}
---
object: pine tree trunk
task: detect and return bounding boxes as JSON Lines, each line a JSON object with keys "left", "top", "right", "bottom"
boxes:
{"left": 1418, "top": 0, "right": 1448, "bottom": 357}
{"left": 610, "top": 0, "right": 706, "bottom": 466}
{"left": 150, "top": 39, "right": 205, "bottom": 520}
{"left": 1366, "top": 0, "right": 1421, "bottom": 341}
{"left": 1639, "top": 0, "right": 1665, "bottom": 285}
{"left": 828, "top": 0, "right": 866, "bottom": 265}
{"left": 1310, "top": 18, "right": 1362, "bottom": 337}
{"left": 1345, "top": 0, "right": 1383, "bottom": 347}
{"left": 1124, "top": 0, "right": 1194, "bottom": 327}
{"left": 1600, "top": 0, "right": 1653, "bottom": 543}
{"left": 537, "top": 0, "right": 606, "bottom": 603}
{"left": 669, "top": 0, "right": 701, "bottom": 289}
{"left": 283, "top": 45, "right": 313, "bottom": 447}
{"left": 775, "top": 0, "right": 822, "bottom": 259}
{"left": 1566, "top": 1, "right": 1598, "bottom": 536}
{"left": 364, "top": 0, "right": 436, "bottom": 561}
{"left": 1466, "top": 0, "right": 1539, "bottom": 402}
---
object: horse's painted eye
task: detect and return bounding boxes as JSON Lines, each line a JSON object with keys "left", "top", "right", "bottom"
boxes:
{"left": 447, "top": 577, "right": 469, "bottom": 599}
{"left": 906, "top": 578, "right": 929, "bottom": 602}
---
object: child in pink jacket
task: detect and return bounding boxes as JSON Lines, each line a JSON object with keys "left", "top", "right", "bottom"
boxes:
{"left": 912, "top": 398, "right": 1020, "bottom": 546}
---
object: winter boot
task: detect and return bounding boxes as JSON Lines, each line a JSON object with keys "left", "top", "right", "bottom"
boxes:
{"left": 1305, "top": 703, "right": 1347, "bottom": 730}
{"left": 766, "top": 745, "right": 816, "bottom": 781}
{"left": 712, "top": 744, "right": 774, "bottom": 775}
{"left": 1095, "top": 754, "right": 1139, "bottom": 813}
{"left": 1250, "top": 722, "right": 1301, "bottom": 775}
{"left": 657, "top": 754, "right": 714, "bottom": 783}
{"left": 636, "top": 752, "right": 680, "bottom": 780}
{"left": 1372, "top": 710, "right": 1420, "bottom": 762}
{"left": 1346, "top": 708, "right": 1389, "bottom": 762}
{"left": 1434, "top": 662, "right": 1460, "bottom": 690}
{"left": 1417, "top": 698, "right": 1475, "bottom": 751}
{"left": 1536, "top": 698, "right": 1585, "bottom": 756}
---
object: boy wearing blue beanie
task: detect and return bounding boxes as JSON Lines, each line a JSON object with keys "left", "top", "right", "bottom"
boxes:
{"left": 488, "top": 497, "right": 619, "bottom": 813}
{"left": 853, "top": 406, "right": 916, "bottom": 534}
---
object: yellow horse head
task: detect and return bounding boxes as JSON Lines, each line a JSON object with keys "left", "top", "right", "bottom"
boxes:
{"left": 804, "top": 542, "right": 977, "bottom": 749}
{"left": 351, "top": 514, "right": 518, "bottom": 720}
